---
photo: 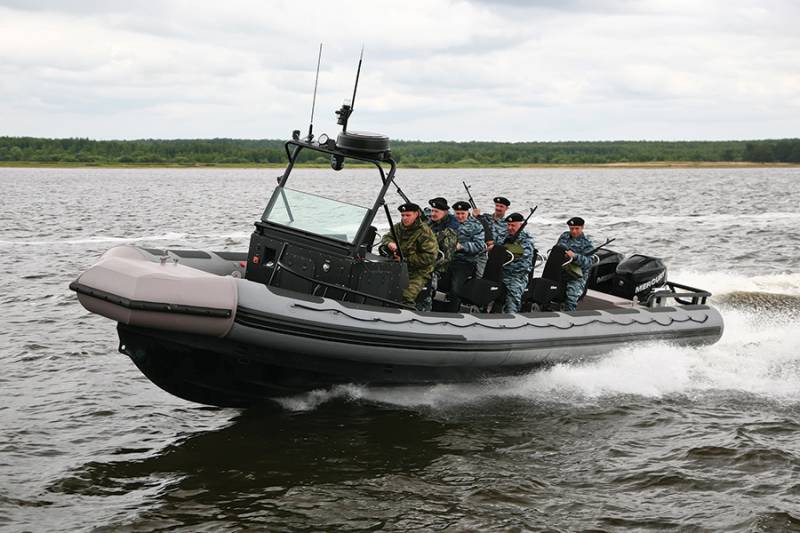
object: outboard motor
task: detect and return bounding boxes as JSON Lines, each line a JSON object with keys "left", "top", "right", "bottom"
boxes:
{"left": 611, "top": 254, "right": 667, "bottom": 302}
{"left": 587, "top": 248, "right": 625, "bottom": 293}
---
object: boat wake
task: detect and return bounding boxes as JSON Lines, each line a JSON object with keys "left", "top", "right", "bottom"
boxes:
{"left": 275, "top": 270, "right": 800, "bottom": 412}
{"left": 530, "top": 211, "right": 800, "bottom": 227}
{"left": 0, "top": 231, "right": 254, "bottom": 247}
{"left": 0, "top": 233, "right": 188, "bottom": 247}
{"left": 674, "top": 269, "right": 800, "bottom": 299}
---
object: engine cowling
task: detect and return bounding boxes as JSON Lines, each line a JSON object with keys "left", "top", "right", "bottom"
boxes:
{"left": 611, "top": 254, "right": 667, "bottom": 301}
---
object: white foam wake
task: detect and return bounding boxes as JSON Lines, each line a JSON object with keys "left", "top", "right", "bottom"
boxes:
{"left": 276, "top": 307, "right": 800, "bottom": 412}
{"left": 0, "top": 233, "right": 187, "bottom": 246}
{"left": 533, "top": 212, "right": 800, "bottom": 226}
{"left": 671, "top": 269, "right": 800, "bottom": 298}
{"left": 0, "top": 231, "right": 253, "bottom": 247}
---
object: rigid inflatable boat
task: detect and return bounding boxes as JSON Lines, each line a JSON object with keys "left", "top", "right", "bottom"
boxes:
{"left": 70, "top": 71, "right": 723, "bottom": 407}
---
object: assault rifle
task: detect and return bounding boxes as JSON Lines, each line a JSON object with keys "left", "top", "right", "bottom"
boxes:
{"left": 380, "top": 180, "right": 425, "bottom": 262}
{"left": 462, "top": 181, "right": 477, "bottom": 210}
{"left": 393, "top": 182, "right": 426, "bottom": 222}
{"left": 562, "top": 237, "right": 617, "bottom": 279}
{"left": 503, "top": 206, "right": 537, "bottom": 245}
{"left": 587, "top": 238, "right": 616, "bottom": 256}
{"left": 498, "top": 206, "right": 537, "bottom": 266}
{"left": 463, "top": 181, "right": 495, "bottom": 244}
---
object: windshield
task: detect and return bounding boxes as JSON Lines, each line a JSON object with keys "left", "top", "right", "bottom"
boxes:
{"left": 262, "top": 187, "right": 370, "bottom": 243}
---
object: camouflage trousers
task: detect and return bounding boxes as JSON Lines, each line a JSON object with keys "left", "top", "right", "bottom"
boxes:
{"left": 564, "top": 278, "right": 586, "bottom": 312}
{"left": 404, "top": 273, "right": 432, "bottom": 309}
{"left": 503, "top": 271, "right": 528, "bottom": 313}
{"left": 416, "top": 273, "right": 438, "bottom": 312}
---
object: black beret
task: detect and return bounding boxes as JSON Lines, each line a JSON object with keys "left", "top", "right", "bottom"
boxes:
{"left": 505, "top": 212, "right": 524, "bottom": 222}
{"left": 493, "top": 196, "right": 510, "bottom": 206}
{"left": 428, "top": 197, "right": 449, "bottom": 211}
{"left": 452, "top": 200, "right": 471, "bottom": 211}
{"left": 398, "top": 202, "right": 421, "bottom": 213}
{"left": 566, "top": 217, "right": 585, "bottom": 226}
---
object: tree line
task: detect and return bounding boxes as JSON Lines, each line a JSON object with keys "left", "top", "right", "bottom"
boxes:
{"left": 1, "top": 136, "right": 798, "bottom": 166}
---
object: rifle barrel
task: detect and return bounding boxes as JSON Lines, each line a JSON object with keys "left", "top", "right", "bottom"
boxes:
{"left": 393, "top": 182, "right": 427, "bottom": 221}
{"left": 520, "top": 205, "right": 537, "bottom": 227}
{"left": 504, "top": 206, "right": 537, "bottom": 244}
{"left": 394, "top": 183, "right": 411, "bottom": 203}
{"left": 588, "top": 238, "right": 616, "bottom": 255}
{"left": 462, "top": 181, "right": 477, "bottom": 209}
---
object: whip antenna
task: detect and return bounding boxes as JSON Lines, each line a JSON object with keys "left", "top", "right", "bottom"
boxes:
{"left": 336, "top": 45, "right": 364, "bottom": 132}
{"left": 307, "top": 42, "right": 323, "bottom": 140}
{"left": 350, "top": 45, "right": 364, "bottom": 115}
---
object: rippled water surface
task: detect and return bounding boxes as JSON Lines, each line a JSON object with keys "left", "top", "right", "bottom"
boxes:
{"left": 2, "top": 167, "right": 800, "bottom": 531}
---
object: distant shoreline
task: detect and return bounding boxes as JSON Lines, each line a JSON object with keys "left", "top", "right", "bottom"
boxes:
{"left": 4, "top": 137, "right": 797, "bottom": 167}
{"left": 2, "top": 161, "right": 799, "bottom": 170}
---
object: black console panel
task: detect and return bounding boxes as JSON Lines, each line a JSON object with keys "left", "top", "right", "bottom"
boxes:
{"left": 245, "top": 223, "right": 405, "bottom": 305}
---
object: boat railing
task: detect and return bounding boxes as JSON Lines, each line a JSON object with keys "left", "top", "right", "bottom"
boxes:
{"left": 645, "top": 281, "right": 711, "bottom": 307}
{"left": 269, "top": 257, "right": 414, "bottom": 310}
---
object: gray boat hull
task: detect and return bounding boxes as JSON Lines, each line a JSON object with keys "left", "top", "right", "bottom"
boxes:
{"left": 73, "top": 245, "right": 724, "bottom": 407}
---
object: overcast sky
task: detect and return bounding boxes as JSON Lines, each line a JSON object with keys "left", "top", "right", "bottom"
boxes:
{"left": 0, "top": 0, "right": 797, "bottom": 141}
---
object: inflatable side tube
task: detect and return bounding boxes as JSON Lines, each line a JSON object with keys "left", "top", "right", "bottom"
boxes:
{"left": 71, "top": 245, "right": 237, "bottom": 337}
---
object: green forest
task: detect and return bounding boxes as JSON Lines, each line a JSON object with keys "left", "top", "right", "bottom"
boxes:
{"left": 1, "top": 136, "right": 799, "bottom": 166}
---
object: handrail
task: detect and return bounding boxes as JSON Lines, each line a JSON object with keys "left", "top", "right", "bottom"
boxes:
{"left": 272, "top": 259, "right": 414, "bottom": 310}
{"left": 645, "top": 281, "right": 711, "bottom": 307}
{"left": 69, "top": 281, "right": 232, "bottom": 318}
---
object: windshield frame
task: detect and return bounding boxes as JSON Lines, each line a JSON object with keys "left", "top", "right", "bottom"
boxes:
{"left": 261, "top": 140, "right": 398, "bottom": 256}
{"left": 261, "top": 186, "right": 372, "bottom": 245}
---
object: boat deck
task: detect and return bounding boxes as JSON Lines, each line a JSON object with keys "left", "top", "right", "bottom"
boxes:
{"left": 578, "top": 290, "right": 636, "bottom": 311}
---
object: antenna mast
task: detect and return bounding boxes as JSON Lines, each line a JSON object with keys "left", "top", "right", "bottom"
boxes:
{"left": 307, "top": 43, "right": 323, "bottom": 140}
{"left": 350, "top": 45, "right": 364, "bottom": 116}
{"left": 336, "top": 45, "right": 364, "bottom": 133}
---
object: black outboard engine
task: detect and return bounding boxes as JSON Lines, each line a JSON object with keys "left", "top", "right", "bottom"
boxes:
{"left": 587, "top": 248, "right": 625, "bottom": 293}
{"left": 611, "top": 254, "right": 667, "bottom": 302}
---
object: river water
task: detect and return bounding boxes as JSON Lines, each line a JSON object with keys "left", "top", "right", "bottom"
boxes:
{"left": 1, "top": 167, "right": 799, "bottom": 531}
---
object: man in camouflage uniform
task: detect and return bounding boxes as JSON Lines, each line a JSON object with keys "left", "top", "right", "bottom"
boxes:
{"left": 420, "top": 197, "right": 459, "bottom": 311}
{"left": 445, "top": 201, "right": 486, "bottom": 311}
{"left": 501, "top": 212, "right": 535, "bottom": 313}
{"left": 557, "top": 216, "right": 595, "bottom": 312}
{"left": 380, "top": 203, "right": 439, "bottom": 309}
{"left": 473, "top": 196, "right": 510, "bottom": 277}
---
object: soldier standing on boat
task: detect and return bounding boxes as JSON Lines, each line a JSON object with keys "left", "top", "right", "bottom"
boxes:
{"left": 557, "top": 217, "right": 595, "bottom": 312}
{"left": 380, "top": 203, "right": 439, "bottom": 309}
{"left": 421, "top": 197, "right": 459, "bottom": 311}
{"left": 445, "top": 201, "right": 486, "bottom": 311}
{"left": 501, "top": 212, "right": 535, "bottom": 313}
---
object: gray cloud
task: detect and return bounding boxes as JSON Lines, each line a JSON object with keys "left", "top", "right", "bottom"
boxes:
{"left": 0, "top": 0, "right": 797, "bottom": 141}
{"left": 0, "top": 0, "right": 133, "bottom": 12}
